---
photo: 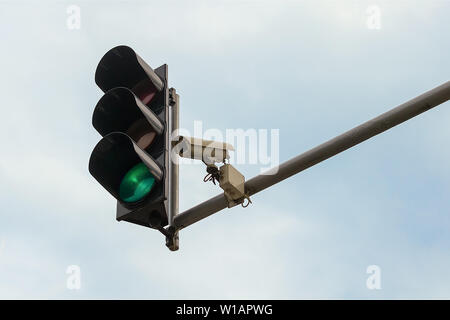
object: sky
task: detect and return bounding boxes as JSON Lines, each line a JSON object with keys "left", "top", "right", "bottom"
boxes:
{"left": 0, "top": 0, "right": 449, "bottom": 299}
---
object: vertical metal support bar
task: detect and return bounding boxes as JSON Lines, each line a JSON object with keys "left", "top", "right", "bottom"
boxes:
{"left": 171, "top": 89, "right": 180, "bottom": 222}
{"left": 166, "top": 87, "right": 180, "bottom": 251}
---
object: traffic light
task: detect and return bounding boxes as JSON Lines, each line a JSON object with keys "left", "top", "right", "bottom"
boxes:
{"left": 89, "top": 46, "right": 177, "bottom": 240}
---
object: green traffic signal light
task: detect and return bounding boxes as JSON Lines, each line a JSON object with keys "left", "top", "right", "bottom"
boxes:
{"left": 119, "top": 162, "right": 156, "bottom": 203}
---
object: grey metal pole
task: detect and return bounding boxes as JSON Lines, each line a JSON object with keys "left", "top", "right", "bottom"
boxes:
{"left": 169, "top": 88, "right": 180, "bottom": 225}
{"left": 174, "top": 81, "right": 450, "bottom": 230}
{"left": 166, "top": 88, "right": 180, "bottom": 250}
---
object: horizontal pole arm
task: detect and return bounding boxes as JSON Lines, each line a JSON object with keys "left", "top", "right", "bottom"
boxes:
{"left": 174, "top": 81, "right": 450, "bottom": 230}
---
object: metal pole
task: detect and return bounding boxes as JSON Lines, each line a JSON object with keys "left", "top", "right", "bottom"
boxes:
{"left": 166, "top": 88, "right": 180, "bottom": 250}
{"left": 174, "top": 81, "right": 450, "bottom": 230}
{"left": 169, "top": 88, "right": 180, "bottom": 225}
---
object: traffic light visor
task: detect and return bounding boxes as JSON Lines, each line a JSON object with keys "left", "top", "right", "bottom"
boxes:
{"left": 92, "top": 87, "right": 164, "bottom": 150}
{"left": 95, "top": 45, "right": 164, "bottom": 100}
{"left": 89, "top": 132, "right": 163, "bottom": 204}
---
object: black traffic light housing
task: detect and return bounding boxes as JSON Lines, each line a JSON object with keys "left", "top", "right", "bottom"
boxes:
{"left": 89, "top": 46, "right": 172, "bottom": 231}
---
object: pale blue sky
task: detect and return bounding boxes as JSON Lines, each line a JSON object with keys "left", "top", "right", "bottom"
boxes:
{"left": 0, "top": 0, "right": 449, "bottom": 299}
